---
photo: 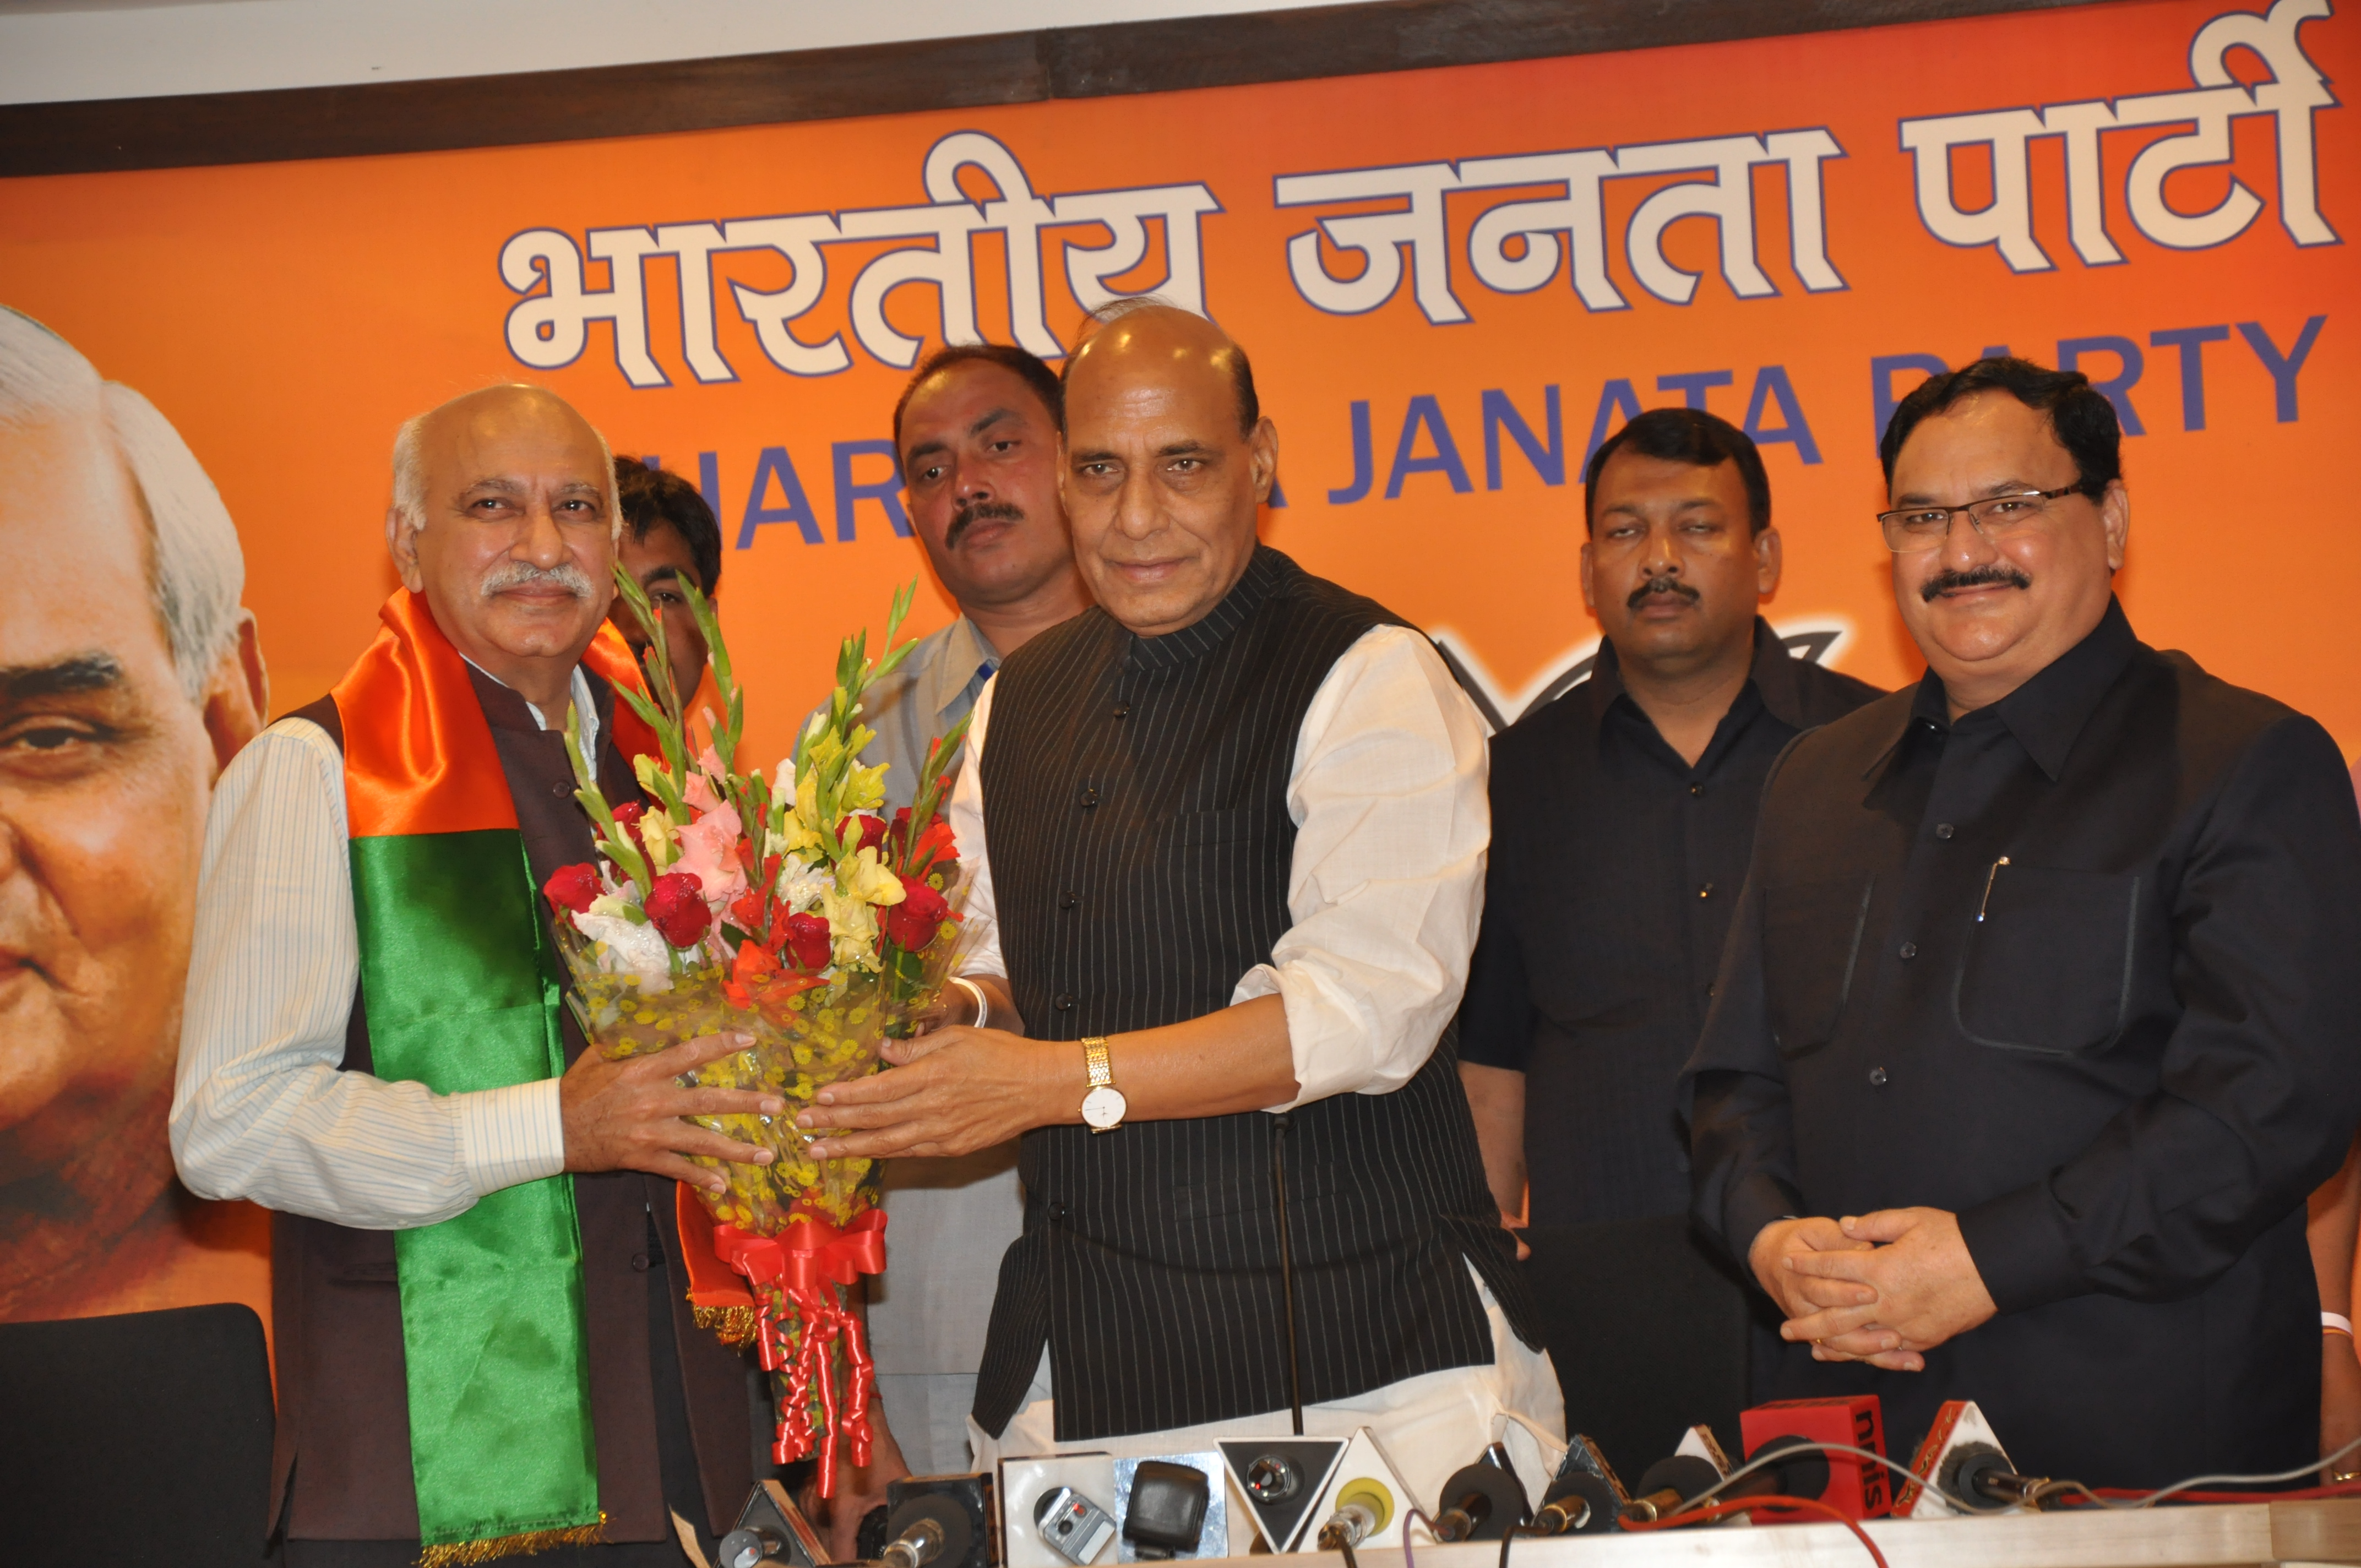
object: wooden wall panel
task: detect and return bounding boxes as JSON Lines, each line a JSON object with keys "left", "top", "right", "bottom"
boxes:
{"left": 0, "top": 0, "right": 2103, "bottom": 177}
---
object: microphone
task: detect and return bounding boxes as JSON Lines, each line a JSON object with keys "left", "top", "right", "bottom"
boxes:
{"left": 1739, "top": 1395, "right": 1890, "bottom": 1519}
{"left": 879, "top": 1495, "right": 974, "bottom": 1568}
{"left": 1938, "top": 1442, "right": 2050, "bottom": 1511}
{"left": 1427, "top": 1446, "right": 1530, "bottom": 1542}
{"left": 1898, "top": 1398, "right": 2032, "bottom": 1518}
{"left": 1522, "top": 1437, "right": 1623, "bottom": 1538}
{"left": 1620, "top": 1455, "right": 1721, "bottom": 1523}
{"left": 1527, "top": 1471, "right": 1620, "bottom": 1537}
{"left": 720, "top": 1480, "right": 827, "bottom": 1568}
{"left": 1123, "top": 1460, "right": 1211, "bottom": 1560}
{"left": 715, "top": 1527, "right": 789, "bottom": 1568}
{"left": 1314, "top": 1478, "right": 1395, "bottom": 1551}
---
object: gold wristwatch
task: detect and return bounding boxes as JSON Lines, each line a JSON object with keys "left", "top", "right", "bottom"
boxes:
{"left": 1080, "top": 1036, "right": 1128, "bottom": 1133}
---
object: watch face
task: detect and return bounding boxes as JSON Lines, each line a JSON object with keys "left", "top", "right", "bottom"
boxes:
{"left": 1081, "top": 1084, "right": 1128, "bottom": 1131}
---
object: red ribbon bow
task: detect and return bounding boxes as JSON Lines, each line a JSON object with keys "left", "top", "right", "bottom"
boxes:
{"left": 708, "top": 1210, "right": 887, "bottom": 1497}
{"left": 713, "top": 1210, "right": 887, "bottom": 1295}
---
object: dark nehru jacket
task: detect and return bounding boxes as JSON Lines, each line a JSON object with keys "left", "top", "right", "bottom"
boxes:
{"left": 274, "top": 667, "right": 754, "bottom": 1547}
{"left": 1682, "top": 599, "right": 2361, "bottom": 1484}
{"left": 972, "top": 546, "right": 1537, "bottom": 1441}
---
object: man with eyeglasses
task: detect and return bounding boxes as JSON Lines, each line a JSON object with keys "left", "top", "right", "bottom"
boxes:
{"left": 1679, "top": 357, "right": 2361, "bottom": 1485}
{"left": 1457, "top": 406, "right": 1879, "bottom": 1474}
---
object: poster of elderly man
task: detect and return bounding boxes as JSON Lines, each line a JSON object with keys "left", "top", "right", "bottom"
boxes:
{"left": 0, "top": 304, "right": 271, "bottom": 1327}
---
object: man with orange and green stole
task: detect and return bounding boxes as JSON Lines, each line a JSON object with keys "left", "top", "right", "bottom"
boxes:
{"left": 175, "top": 385, "right": 782, "bottom": 1566}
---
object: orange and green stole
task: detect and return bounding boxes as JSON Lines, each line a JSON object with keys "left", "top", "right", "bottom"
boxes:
{"left": 331, "top": 589, "right": 652, "bottom": 1563}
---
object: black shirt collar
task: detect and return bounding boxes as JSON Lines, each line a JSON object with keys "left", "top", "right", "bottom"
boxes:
{"left": 1124, "top": 542, "right": 1289, "bottom": 672}
{"left": 1581, "top": 617, "right": 1809, "bottom": 736}
{"left": 1897, "top": 595, "right": 2138, "bottom": 780}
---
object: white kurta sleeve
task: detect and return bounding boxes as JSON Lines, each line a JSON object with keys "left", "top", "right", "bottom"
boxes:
{"left": 1230, "top": 625, "right": 1490, "bottom": 1109}
{"left": 171, "top": 717, "right": 567, "bottom": 1229}
{"left": 944, "top": 674, "right": 1003, "bottom": 982}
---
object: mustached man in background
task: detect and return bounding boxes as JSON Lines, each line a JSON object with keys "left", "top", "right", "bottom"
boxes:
{"left": 1457, "top": 407, "right": 1880, "bottom": 1476}
{"left": 811, "top": 344, "right": 1091, "bottom": 1551}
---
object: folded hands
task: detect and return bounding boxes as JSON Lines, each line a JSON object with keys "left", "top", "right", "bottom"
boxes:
{"left": 1749, "top": 1207, "right": 1998, "bottom": 1371}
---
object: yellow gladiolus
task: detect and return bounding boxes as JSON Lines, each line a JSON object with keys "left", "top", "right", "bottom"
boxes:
{"left": 841, "top": 845, "right": 905, "bottom": 906}
{"left": 845, "top": 760, "right": 888, "bottom": 813}
{"left": 822, "top": 884, "right": 882, "bottom": 941}
{"left": 640, "top": 808, "right": 681, "bottom": 872}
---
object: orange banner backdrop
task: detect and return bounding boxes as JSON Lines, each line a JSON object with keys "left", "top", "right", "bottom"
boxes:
{"left": 4, "top": 0, "right": 2354, "bottom": 766}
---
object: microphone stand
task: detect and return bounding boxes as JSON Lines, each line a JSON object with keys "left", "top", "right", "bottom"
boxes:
{"left": 1273, "top": 1111, "right": 1304, "bottom": 1435}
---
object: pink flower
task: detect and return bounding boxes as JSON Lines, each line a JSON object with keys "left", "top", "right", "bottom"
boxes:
{"left": 683, "top": 749, "right": 727, "bottom": 814}
{"left": 673, "top": 802, "right": 748, "bottom": 911}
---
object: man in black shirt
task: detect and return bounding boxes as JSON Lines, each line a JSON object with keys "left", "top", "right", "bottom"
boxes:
{"left": 1460, "top": 409, "right": 1879, "bottom": 1471}
{"left": 1682, "top": 358, "right": 2361, "bottom": 1485}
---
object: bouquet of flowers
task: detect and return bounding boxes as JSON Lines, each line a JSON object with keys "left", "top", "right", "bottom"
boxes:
{"left": 542, "top": 567, "right": 970, "bottom": 1495}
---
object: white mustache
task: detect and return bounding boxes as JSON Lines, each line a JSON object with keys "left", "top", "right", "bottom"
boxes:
{"left": 480, "top": 560, "right": 595, "bottom": 600}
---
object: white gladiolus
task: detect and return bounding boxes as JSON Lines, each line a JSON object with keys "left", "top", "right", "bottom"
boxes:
{"left": 573, "top": 910, "right": 674, "bottom": 992}
{"left": 775, "top": 861, "right": 833, "bottom": 915}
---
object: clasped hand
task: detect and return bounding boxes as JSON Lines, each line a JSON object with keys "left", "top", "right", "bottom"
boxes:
{"left": 1750, "top": 1207, "right": 1998, "bottom": 1371}
{"left": 799, "top": 1023, "right": 1065, "bottom": 1161}
{"left": 560, "top": 1030, "right": 784, "bottom": 1191}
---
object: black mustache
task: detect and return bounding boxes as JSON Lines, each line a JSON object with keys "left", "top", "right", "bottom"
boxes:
{"left": 1627, "top": 574, "right": 1701, "bottom": 609}
{"left": 1921, "top": 564, "right": 2032, "bottom": 602}
{"left": 946, "top": 499, "right": 1025, "bottom": 550}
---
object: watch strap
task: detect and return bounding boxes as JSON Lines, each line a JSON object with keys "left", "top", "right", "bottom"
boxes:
{"left": 1082, "top": 1036, "right": 1113, "bottom": 1088}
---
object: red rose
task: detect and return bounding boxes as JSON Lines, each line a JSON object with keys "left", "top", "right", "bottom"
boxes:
{"left": 542, "top": 862, "right": 602, "bottom": 916}
{"left": 644, "top": 870, "right": 710, "bottom": 949}
{"left": 782, "top": 912, "right": 833, "bottom": 972}
{"left": 835, "top": 813, "right": 888, "bottom": 854}
{"left": 884, "top": 876, "right": 952, "bottom": 952}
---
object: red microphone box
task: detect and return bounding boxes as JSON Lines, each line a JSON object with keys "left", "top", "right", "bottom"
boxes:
{"left": 1739, "top": 1396, "right": 1889, "bottom": 1519}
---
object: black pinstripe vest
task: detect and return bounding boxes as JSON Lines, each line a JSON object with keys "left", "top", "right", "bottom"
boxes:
{"left": 971, "top": 546, "right": 1538, "bottom": 1441}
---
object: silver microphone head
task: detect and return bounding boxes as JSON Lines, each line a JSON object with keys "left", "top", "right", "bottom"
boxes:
{"left": 881, "top": 1517, "right": 946, "bottom": 1568}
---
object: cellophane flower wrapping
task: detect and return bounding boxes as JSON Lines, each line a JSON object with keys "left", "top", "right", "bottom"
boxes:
{"left": 545, "top": 574, "right": 972, "bottom": 1495}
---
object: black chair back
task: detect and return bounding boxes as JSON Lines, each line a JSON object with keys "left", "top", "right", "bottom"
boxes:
{"left": 0, "top": 1302, "right": 274, "bottom": 1564}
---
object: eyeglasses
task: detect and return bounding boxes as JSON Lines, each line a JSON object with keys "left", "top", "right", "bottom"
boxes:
{"left": 1876, "top": 486, "right": 2083, "bottom": 553}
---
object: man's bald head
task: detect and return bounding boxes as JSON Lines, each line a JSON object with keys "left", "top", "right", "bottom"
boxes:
{"left": 1057, "top": 304, "right": 1279, "bottom": 638}
{"left": 1062, "top": 302, "right": 1260, "bottom": 438}
{"left": 393, "top": 384, "right": 618, "bottom": 540}
{"left": 383, "top": 383, "right": 619, "bottom": 707}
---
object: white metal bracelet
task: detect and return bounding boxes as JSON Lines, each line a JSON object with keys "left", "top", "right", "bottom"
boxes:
{"left": 2326, "top": 1311, "right": 2354, "bottom": 1336}
{"left": 949, "top": 974, "right": 990, "bottom": 1031}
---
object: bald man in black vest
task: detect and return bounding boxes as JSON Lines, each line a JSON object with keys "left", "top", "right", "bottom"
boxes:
{"left": 804, "top": 303, "right": 1561, "bottom": 1526}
